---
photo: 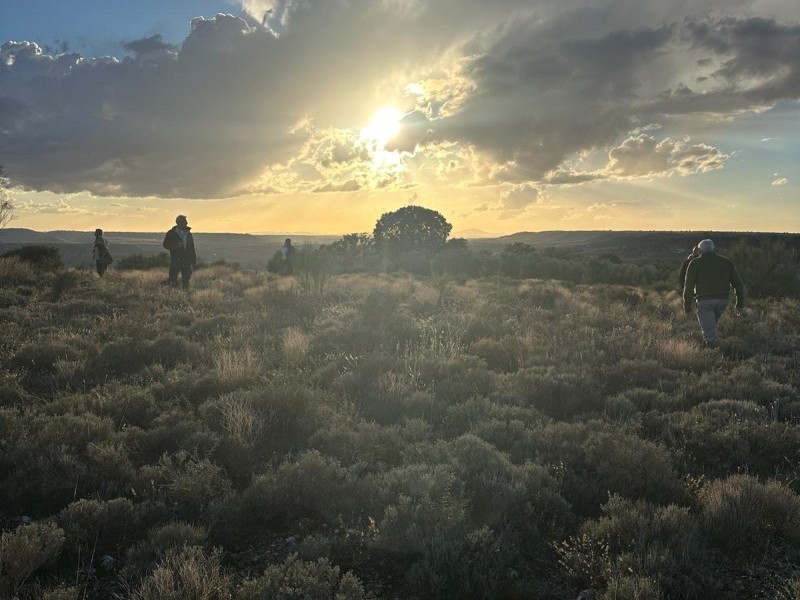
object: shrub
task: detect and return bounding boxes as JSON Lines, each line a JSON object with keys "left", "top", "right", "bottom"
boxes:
{"left": 0, "top": 522, "right": 65, "bottom": 598}
{"left": 47, "top": 269, "right": 84, "bottom": 300}
{"left": 407, "top": 527, "right": 513, "bottom": 600}
{"left": 123, "top": 522, "right": 208, "bottom": 580}
{"left": 1, "top": 245, "right": 63, "bottom": 271}
{"left": 238, "top": 554, "right": 365, "bottom": 600}
{"left": 131, "top": 546, "right": 230, "bottom": 600}
{"left": 0, "top": 255, "right": 36, "bottom": 285}
{"left": 42, "top": 586, "right": 79, "bottom": 600}
{"left": 700, "top": 474, "right": 800, "bottom": 557}
{"left": 148, "top": 333, "right": 194, "bottom": 368}
{"left": 162, "top": 456, "right": 232, "bottom": 520}
{"left": 116, "top": 252, "right": 171, "bottom": 270}
{"left": 58, "top": 497, "right": 136, "bottom": 554}
{"left": 240, "top": 451, "right": 364, "bottom": 527}
{"left": 87, "top": 338, "right": 150, "bottom": 378}
{"left": 9, "top": 341, "right": 82, "bottom": 375}
{"left": 598, "top": 576, "right": 664, "bottom": 600}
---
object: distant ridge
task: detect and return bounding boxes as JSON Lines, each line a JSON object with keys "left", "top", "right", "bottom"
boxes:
{"left": 2, "top": 228, "right": 798, "bottom": 267}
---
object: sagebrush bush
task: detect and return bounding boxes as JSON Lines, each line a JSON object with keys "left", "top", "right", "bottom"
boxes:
{"left": 407, "top": 526, "right": 514, "bottom": 600}
{"left": 238, "top": 554, "right": 366, "bottom": 600}
{"left": 1, "top": 245, "right": 63, "bottom": 271}
{"left": 240, "top": 451, "right": 365, "bottom": 528}
{"left": 58, "top": 497, "right": 136, "bottom": 554}
{"left": 0, "top": 522, "right": 65, "bottom": 597}
{"left": 131, "top": 546, "right": 230, "bottom": 600}
{"left": 700, "top": 474, "right": 800, "bottom": 557}
{"left": 123, "top": 521, "right": 208, "bottom": 581}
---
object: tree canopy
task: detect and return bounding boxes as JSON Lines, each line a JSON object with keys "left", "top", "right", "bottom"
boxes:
{"left": 372, "top": 205, "right": 452, "bottom": 254}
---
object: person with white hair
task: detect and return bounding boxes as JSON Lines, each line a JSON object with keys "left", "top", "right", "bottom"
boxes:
{"left": 682, "top": 238, "right": 745, "bottom": 348}
{"left": 162, "top": 214, "right": 197, "bottom": 289}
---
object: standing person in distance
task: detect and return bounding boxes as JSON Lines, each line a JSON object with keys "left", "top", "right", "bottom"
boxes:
{"left": 162, "top": 215, "right": 197, "bottom": 289}
{"left": 92, "top": 228, "right": 113, "bottom": 277}
{"left": 280, "top": 237, "right": 296, "bottom": 275}
{"left": 682, "top": 238, "right": 745, "bottom": 348}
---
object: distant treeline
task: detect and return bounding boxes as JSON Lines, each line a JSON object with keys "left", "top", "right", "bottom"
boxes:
{"left": 3, "top": 233, "right": 798, "bottom": 298}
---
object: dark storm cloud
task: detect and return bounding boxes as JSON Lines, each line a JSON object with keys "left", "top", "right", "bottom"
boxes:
{"left": 0, "top": 2, "right": 798, "bottom": 198}
{"left": 122, "top": 34, "right": 177, "bottom": 56}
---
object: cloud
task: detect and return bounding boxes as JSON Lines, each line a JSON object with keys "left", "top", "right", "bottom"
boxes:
{"left": 606, "top": 134, "right": 728, "bottom": 177}
{"left": 500, "top": 184, "right": 540, "bottom": 210}
{"left": 122, "top": 34, "right": 177, "bottom": 56}
{"left": 0, "top": 4, "right": 798, "bottom": 199}
{"left": 771, "top": 177, "right": 788, "bottom": 186}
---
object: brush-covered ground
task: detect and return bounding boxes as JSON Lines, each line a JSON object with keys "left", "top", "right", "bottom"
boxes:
{"left": 1, "top": 258, "right": 800, "bottom": 599}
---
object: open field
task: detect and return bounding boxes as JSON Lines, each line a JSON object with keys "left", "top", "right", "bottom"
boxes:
{"left": 1, "top": 258, "right": 800, "bottom": 599}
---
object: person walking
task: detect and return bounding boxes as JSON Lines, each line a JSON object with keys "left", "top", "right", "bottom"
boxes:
{"left": 92, "top": 228, "right": 113, "bottom": 276}
{"left": 682, "top": 239, "right": 745, "bottom": 348}
{"left": 162, "top": 215, "right": 197, "bottom": 289}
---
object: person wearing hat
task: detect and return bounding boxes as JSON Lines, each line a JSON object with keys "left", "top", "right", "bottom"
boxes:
{"left": 92, "top": 228, "right": 113, "bottom": 276}
{"left": 682, "top": 238, "right": 745, "bottom": 348}
{"left": 162, "top": 215, "right": 197, "bottom": 289}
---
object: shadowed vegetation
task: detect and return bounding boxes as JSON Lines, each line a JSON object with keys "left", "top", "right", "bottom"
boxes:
{"left": 0, "top": 238, "right": 799, "bottom": 599}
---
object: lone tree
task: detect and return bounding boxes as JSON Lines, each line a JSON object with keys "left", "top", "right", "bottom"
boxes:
{"left": 373, "top": 205, "right": 452, "bottom": 255}
{"left": 0, "top": 165, "right": 14, "bottom": 230}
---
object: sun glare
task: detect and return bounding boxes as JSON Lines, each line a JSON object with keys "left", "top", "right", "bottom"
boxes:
{"left": 361, "top": 107, "right": 404, "bottom": 149}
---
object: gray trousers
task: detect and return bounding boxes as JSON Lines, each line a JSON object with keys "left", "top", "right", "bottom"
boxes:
{"left": 696, "top": 298, "right": 728, "bottom": 342}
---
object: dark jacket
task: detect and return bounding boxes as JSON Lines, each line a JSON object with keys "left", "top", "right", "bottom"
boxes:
{"left": 163, "top": 226, "right": 197, "bottom": 268}
{"left": 678, "top": 251, "right": 698, "bottom": 288}
{"left": 683, "top": 252, "right": 745, "bottom": 312}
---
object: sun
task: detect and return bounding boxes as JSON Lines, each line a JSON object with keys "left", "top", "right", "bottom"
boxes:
{"left": 360, "top": 107, "right": 404, "bottom": 149}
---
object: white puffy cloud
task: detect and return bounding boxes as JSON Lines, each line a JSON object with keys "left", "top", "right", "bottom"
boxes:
{"left": 606, "top": 135, "right": 728, "bottom": 177}
{"left": 771, "top": 177, "right": 788, "bottom": 186}
{"left": 0, "top": 1, "right": 798, "bottom": 199}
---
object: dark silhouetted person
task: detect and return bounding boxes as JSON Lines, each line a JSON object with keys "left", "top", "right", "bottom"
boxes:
{"left": 162, "top": 215, "right": 197, "bottom": 289}
{"left": 92, "top": 228, "right": 113, "bottom": 276}
{"left": 280, "top": 237, "right": 296, "bottom": 274}
{"left": 678, "top": 244, "right": 700, "bottom": 289}
{"left": 683, "top": 239, "right": 745, "bottom": 348}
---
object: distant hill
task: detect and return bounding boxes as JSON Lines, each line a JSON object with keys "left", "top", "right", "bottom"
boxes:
{"left": 2, "top": 228, "right": 798, "bottom": 268}
{"left": 471, "top": 230, "right": 800, "bottom": 263}
{"left": 0, "top": 229, "right": 339, "bottom": 268}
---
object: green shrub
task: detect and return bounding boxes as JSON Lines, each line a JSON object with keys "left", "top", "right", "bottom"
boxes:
{"left": 131, "top": 546, "right": 230, "bottom": 600}
{"left": 0, "top": 522, "right": 65, "bottom": 598}
{"left": 700, "top": 474, "right": 800, "bottom": 557}
{"left": 148, "top": 333, "right": 194, "bottom": 368}
{"left": 42, "top": 586, "right": 79, "bottom": 600}
{"left": 9, "top": 341, "right": 82, "bottom": 375}
{"left": 87, "top": 337, "right": 150, "bottom": 377}
{"left": 240, "top": 451, "right": 364, "bottom": 528}
{"left": 238, "top": 554, "right": 365, "bottom": 600}
{"left": 516, "top": 366, "right": 602, "bottom": 419}
{"left": 47, "top": 269, "right": 85, "bottom": 300}
{"left": 407, "top": 527, "right": 513, "bottom": 600}
{"left": 598, "top": 576, "right": 664, "bottom": 600}
{"left": 1, "top": 245, "right": 63, "bottom": 271}
{"left": 469, "top": 338, "right": 520, "bottom": 373}
{"left": 0, "top": 256, "right": 37, "bottom": 285}
{"left": 116, "top": 252, "right": 170, "bottom": 270}
{"left": 123, "top": 522, "right": 208, "bottom": 580}
{"left": 58, "top": 497, "right": 136, "bottom": 554}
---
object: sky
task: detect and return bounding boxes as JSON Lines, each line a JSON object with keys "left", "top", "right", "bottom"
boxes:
{"left": 0, "top": 0, "right": 798, "bottom": 235}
